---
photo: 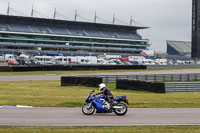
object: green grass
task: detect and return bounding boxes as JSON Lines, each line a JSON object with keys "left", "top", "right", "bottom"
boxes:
{"left": 0, "top": 68, "right": 199, "bottom": 75}
{"left": 0, "top": 126, "right": 200, "bottom": 133}
{"left": 0, "top": 81, "right": 200, "bottom": 108}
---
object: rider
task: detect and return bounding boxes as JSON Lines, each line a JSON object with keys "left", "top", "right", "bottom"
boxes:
{"left": 96, "top": 83, "right": 114, "bottom": 105}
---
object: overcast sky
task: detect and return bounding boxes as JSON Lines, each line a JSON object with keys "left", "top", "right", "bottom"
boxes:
{"left": 0, "top": 0, "right": 192, "bottom": 52}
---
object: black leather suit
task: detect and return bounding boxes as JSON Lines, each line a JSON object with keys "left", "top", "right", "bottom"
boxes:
{"left": 96, "top": 87, "right": 114, "bottom": 103}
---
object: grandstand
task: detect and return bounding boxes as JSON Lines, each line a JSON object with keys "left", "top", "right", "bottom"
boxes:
{"left": 167, "top": 40, "right": 191, "bottom": 57}
{"left": 0, "top": 15, "right": 149, "bottom": 55}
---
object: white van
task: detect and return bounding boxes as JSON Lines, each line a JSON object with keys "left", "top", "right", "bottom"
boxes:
{"left": 155, "top": 59, "right": 167, "bottom": 65}
{"left": 76, "top": 56, "right": 88, "bottom": 65}
{"left": 0, "top": 55, "right": 7, "bottom": 66}
{"left": 34, "top": 56, "right": 55, "bottom": 65}
{"left": 4, "top": 54, "right": 16, "bottom": 62}
{"left": 54, "top": 56, "right": 69, "bottom": 65}
{"left": 66, "top": 56, "right": 78, "bottom": 64}
{"left": 85, "top": 56, "right": 98, "bottom": 64}
{"left": 142, "top": 58, "right": 155, "bottom": 65}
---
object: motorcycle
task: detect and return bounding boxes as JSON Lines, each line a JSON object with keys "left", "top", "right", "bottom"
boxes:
{"left": 82, "top": 90, "right": 129, "bottom": 116}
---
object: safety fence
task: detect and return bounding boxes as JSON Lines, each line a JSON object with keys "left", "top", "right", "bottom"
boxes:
{"left": 91, "top": 73, "right": 200, "bottom": 83}
{"left": 147, "top": 64, "right": 200, "bottom": 69}
{"left": 165, "top": 82, "right": 200, "bottom": 93}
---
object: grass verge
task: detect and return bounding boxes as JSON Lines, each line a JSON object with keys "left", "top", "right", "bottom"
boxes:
{"left": 0, "top": 126, "right": 200, "bottom": 133}
{"left": 0, "top": 81, "right": 200, "bottom": 108}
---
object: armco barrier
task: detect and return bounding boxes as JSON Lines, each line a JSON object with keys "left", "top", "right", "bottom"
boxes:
{"left": 116, "top": 79, "right": 165, "bottom": 93}
{"left": 95, "top": 73, "right": 200, "bottom": 83}
{"left": 61, "top": 76, "right": 103, "bottom": 87}
{"left": 165, "top": 82, "right": 200, "bottom": 93}
{"left": 147, "top": 64, "right": 200, "bottom": 70}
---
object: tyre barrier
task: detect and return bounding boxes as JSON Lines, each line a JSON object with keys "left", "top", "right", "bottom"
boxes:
{"left": 0, "top": 66, "right": 12, "bottom": 72}
{"left": 116, "top": 79, "right": 200, "bottom": 93}
{"left": 0, "top": 65, "right": 146, "bottom": 72}
{"left": 116, "top": 79, "right": 165, "bottom": 93}
{"left": 61, "top": 76, "right": 103, "bottom": 87}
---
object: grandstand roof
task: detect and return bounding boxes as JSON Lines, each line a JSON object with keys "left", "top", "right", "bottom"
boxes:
{"left": 0, "top": 15, "right": 148, "bottom": 31}
{"left": 167, "top": 40, "right": 191, "bottom": 55}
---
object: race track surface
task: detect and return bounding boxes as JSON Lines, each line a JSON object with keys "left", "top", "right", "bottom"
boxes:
{"left": 0, "top": 107, "right": 200, "bottom": 126}
{"left": 0, "top": 69, "right": 200, "bottom": 81}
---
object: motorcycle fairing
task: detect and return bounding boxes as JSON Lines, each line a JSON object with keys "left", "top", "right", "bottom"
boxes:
{"left": 113, "top": 96, "right": 129, "bottom": 105}
{"left": 88, "top": 96, "right": 108, "bottom": 113}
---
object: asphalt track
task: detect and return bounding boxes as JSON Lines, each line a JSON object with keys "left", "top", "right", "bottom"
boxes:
{"left": 0, "top": 69, "right": 200, "bottom": 81}
{"left": 0, "top": 107, "right": 200, "bottom": 126}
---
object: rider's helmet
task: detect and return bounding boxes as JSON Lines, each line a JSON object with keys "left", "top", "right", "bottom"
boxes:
{"left": 99, "top": 83, "right": 106, "bottom": 91}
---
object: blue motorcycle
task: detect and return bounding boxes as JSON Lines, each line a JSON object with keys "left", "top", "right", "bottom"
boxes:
{"left": 82, "top": 90, "right": 129, "bottom": 115}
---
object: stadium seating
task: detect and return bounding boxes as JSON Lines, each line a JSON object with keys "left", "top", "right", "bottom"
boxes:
{"left": 0, "top": 14, "right": 148, "bottom": 55}
{"left": 0, "top": 23, "right": 8, "bottom": 28}
{"left": 116, "top": 32, "right": 132, "bottom": 39}
{"left": 10, "top": 24, "right": 31, "bottom": 32}
{"left": 0, "top": 21, "right": 142, "bottom": 40}
{"left": 30, "top": 25, "right": 52, "bottom": 34}
{"left": 101, "top": 30, "right": 117, "bottom": 38}
{"left": 84, "top": 29, "right": 103, "bottom": 37}
{"left": 49, "top": 27, "right": 69, "bottom": 35}
{"left": 0, "top": 23, "right": 11, "bottom": 31}
{"left": 67, "top": 28, "right": 85, "bottom": 36}
{"left": 167, "top": 40, "right": 191, "bottom": 55}
{"left": 129, "top": 33, "right": 141, "bottom": 40}
{"left": 171, "top": 41, "right": 191, "bottom": 53}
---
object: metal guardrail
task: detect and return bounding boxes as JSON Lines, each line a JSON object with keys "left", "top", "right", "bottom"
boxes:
{"left": 165, "top": 82, "right": 200, "bottom": 93}
{"left": 147, "top": 65, "right": 200, "bottom": 69}
{"left": 87, "top": 73, "right": 200, "bottom": 83}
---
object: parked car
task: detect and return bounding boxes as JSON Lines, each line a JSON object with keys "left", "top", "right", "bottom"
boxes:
{"left": 8, "top": 60, "right": 19, "bottom": 65}
{"left": 16, "top": 57, "right": 31, "bottom": 66}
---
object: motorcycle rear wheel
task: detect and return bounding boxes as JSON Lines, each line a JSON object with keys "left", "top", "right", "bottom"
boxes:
{"left": 82, "top": 103, "right": 95, "bottom": 115}
{"left": 113, "top": 103, "right": 128, "bottom": 116}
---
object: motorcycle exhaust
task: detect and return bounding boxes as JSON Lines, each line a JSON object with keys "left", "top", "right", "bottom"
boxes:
{"left": 112, "top": 106, "right": 123, "bottom": 109}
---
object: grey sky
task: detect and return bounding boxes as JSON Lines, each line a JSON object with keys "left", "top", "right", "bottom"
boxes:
{"left": 0, "top": 0, "right": 192, "bottom": 52}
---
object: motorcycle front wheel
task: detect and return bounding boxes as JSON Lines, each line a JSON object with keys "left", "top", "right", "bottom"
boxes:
{"left": 113, "top": 103, "right": 128, "bottom": 116}
{"left": 82, "top": 103, "right": 95, "bottom": 115}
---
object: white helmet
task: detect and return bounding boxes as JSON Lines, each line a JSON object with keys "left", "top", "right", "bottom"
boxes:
{"left": 99, "top": 83, "right": 106, "bottom": 91}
